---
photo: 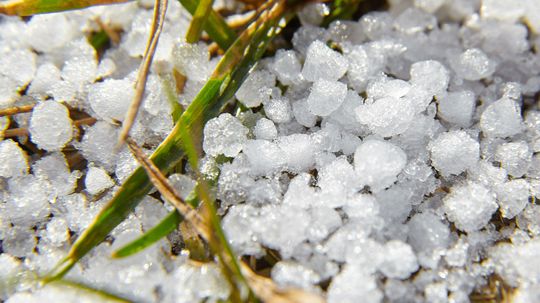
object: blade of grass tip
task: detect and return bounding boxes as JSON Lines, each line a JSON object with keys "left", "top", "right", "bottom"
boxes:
{"left": 185, "top": 0, "right": 214, "bottom": 43}
{"left": 50, "top": 280, "right": 133, "bottom": 303}
{"left": 45, "top": 0, "right": 290, "bottom": 282}
{"left": 160, "top": 75, "right": 184, "bottom": 123}
{"left": 0, "top": 0, "right": 130, "bottom": 16}
{"left": 117, "top": 0, "right": 168, "bottom": 147}
{"left": 178, "top": 0, "right": 236, "bottom": 50}
{"left": 111, "top": 210, "right": 183, "bottom": 258}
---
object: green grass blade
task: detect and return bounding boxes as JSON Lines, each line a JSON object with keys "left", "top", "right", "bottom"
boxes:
{"left": 111, "top": 210, "right": 183, "bottom": 259}
{"left": 0, "top": 0, "right": 130, "bottom": 16}
{"left": 321, "top": 0, "right": 363, "bottom": 27}
{"left": 161, "top": 75, "right": 184, "bottom": 123}
{"left": 178, "top": 0, "right": 236, "bottom": 49}
{"left": 49, "top": 280, "right": 132, "bottom": 303}
{"left": 185, "top": 0, "right": 214, "bottom": 43}
{"left": 44, "top": 0, "right": 289, "bottom": 283}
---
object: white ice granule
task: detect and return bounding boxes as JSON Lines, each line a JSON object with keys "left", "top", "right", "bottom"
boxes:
{"left": 235, "top": 70, "right": 276, "bottom": 108}
{"left": 366, "top": 78, "right": 411, "bottom": 100}
{"left": 408, "top": 211, "right": 450, "bottom": 253}
{"left": 437, "top": 91, "right": 475, "bottom": 127}
{"left": 394, "top": 8, "right": 437, "bottom": 34}
{"left": 0, "top": 139, "right": 28, "bottom": 178}
{"left": 203, "top": 113, "right": 248, "bottom": 157}
{"left": 253, "top": 118, "right": 277, "bottom": 140}
{"left": 85, "top": 166, "right": 115, "bottom": 195}
{"left": 481, "top": 0, "right": 525, "bottom": 22}
{"left": 379, "top": 240, "right": 419, "bottom": 279}
{"left": 270, "top": 49, "right": 303, "bottom": 85}
{"left": 327, "top": 266, "right": 383, "bottom": 303}
{"left": 33, "top": 153, "right": 79, "bottom": 198}
{"left": 449, "top": 48, "right": 496, "bottom": 81}
{"left": 28, "top": 101, "right": 73, "bottom": 151}
{"left": 354, "top": 139, "right": 407, "bottom": 192}
{"left": 292, "top": 98, "right": 317, "bottom": 128}
{"left": 428, "top": 130, "right": 479, "bottom": 177}
{"left": 79, "top": 121, "right": 120, "bottom": 172}
{"left": 0, "top": 48, "right": 36, "bottom": 88}
{"left": 443, "top": 182, "right": 498, "bottom": 232}
{"left": 278, "top": 134, "right": 316, "bottom": 173}
{"left": 302, "top": 40, "right": 348, "bottom": 82}
{"left": 243, "top": 140, "right": 285, "bottom": 176}
{"left": 414, "top": 0, "right": 445, "bottom": 13}
{"left": 409, "top": 60, "right": 449, "bottom": 96}
{"left": 494, "top": 141, "right": 532, "bottom": 178}
{"left": 263, "top": 97, "right": 293, "bottom": 123}
{"left": 356, "top": 96, "right": 416, "bottom": 137}
{"left": 28, "top": 63, "right": 61, "bottom": 97}
{"left": 88, "top": 78, "right": 134, "bottom": 122}
{"left": 494, "top": 179, "right": 530, "bottom": 219}
{"left": 26, "top": 14, "right": 76, "bottom": 52}
{"left": 480, "top": 97, "right": 523, "bottom": 138}
{"left": 172, "top": 41, "right": 211, "bottom": 82}
{"left": 6, "top": 175, "right": 50, "bottom": 227}
{"left": 271, "top": 261, "right": 321, "bottom": 290}
{"left": 307, "top": 79, "right": 347, "bottom": 117}
{"left": 168, "top": 173, "right": 196, "bottom": 200}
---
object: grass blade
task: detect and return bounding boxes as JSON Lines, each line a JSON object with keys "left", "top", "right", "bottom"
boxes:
{"left": 117, "top": 0, "right": 168, "bottom": 146}
{"left": 321, "top": 0, "right": 363, "bottom": 27}
{"left": 185, "top": 0, "right": 214, "bottom": 43}
{"left": 49, "top": 280, "right": 133, "bottom": 303}
{"left": 44, "top": 0, "right": 290, "bottom": 282}
{"left": 111, "top": 210, "right": 183, "bottom": 258}
{"left": 0, "top": 0, "right": 129, "bottom": 16}
{"left": 178, "top": 0, "right": 237, "bottom": 50}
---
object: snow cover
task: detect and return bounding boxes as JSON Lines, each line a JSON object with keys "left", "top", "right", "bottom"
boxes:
{"left": 2, "top": 0, "right": 540, "bottom": 302}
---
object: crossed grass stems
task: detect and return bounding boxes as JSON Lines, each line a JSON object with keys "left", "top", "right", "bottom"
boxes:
{"left": 0, "top": 0, "right": 515, "bottom": 302}
{"left": 0, "top": 0, "right": 367, "bottom": 301}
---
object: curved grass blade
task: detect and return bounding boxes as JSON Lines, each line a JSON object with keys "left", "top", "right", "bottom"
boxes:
{"left": 117, "top": 0, "right": 168, "bottom": 146}
{"left": 0, "top": 0, "right": 129, "bottom": 16}
{"left": 44, "top": 1, "right": 290, "bottom": 282}
{"left": 185, "top": 0, "right": 214, "bottom": 43}
{"left": 49, "top": 280, "right": 133, "bottom": 303}
{"left": 178, "top": 0, "right": 237, "bottom": 50}
{"left": 111, "top": 210, "right": 183, "bottom": 258}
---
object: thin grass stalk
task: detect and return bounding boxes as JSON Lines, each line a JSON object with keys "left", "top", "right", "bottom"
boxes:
{"left": 185, "top": 0, "right": 214, "bottom": 43}
{"left": 117, "top": 0, "right": 168, "bottom": 146}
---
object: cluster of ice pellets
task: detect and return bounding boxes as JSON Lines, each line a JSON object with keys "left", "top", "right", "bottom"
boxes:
{"left": 1, "top": 0, "right": 540, "bottom": 302}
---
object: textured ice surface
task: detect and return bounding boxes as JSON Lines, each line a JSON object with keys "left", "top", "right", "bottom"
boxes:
{"left": 437, "top": 91, "right": 475, "bottom": 127}
{"left": 235, "top": 70, "right": 276, "bottom": 108}
{"left": 203, "top": 113, "right": 249, "bottom": 157}
{"left": 3, "top": 0, "right": 540, "bottom": 301}
{"left": 356, "top": 96, "right": 416, "bottom": 137}
{"left": 443, "top": 182, "right": 498, "bottom": 232}
{"left": 29, "top": 101, "right": 73, "bottom": 151}
{"left": 428, "top": 130, "right": 479, "bottom": 177}
{"left": 480, "top": 97, "right": 523, "bottom": 138}
{"left": 354, "top": 139, "right": 407, "bottom": 192}
{"left": 449, "top": 48, "right": 496, "bottom": 81}
{"left": 302, "top": 40, "right": 348, "bottom": 82}
{"left": 88, "top": 78, "right": 134, "bottom": 122}
{"left": 494, "top": 141, "right": 532, "bottom": 178}
{"left": 85, "top": 166, "right": 115, "bottom": 195}
{"left": 307, "top": 79, "right": 347, "bottom": 116}
{"left": 0, "top": 140, "right": 28, "bottom": 178}
{"left": 410, "top": 60, "right": 449, "bottom": 96}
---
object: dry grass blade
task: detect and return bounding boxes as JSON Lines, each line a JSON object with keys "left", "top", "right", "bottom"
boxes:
{"left": 0, "top": 104, "right": 35, "bottom": 117}
{"left": 125, "top": 138, "right": 212, "bottom": 239}
{"left": 185, "top": 0, "right": 214, "bottom": 43}
{"left": 117, "top": 0, "right": 168, "bottom": 147}
{"left": 0, "top": 0, "right": 130, "bottom": 16}
{"left": 127, "top": 137, "right": 325, "bottom": 303}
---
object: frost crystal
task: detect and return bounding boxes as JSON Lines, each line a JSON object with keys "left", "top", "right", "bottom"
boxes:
{"left": 203, "top": 113, "right": 248, "bottom": 157}
{"left": 29, "top": 101, "right": 73, "bottom": 151}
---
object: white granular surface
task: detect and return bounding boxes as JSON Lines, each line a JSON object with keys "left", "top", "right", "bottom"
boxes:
{"left": 2, "top": 0, "right": 540, "bottom": 302}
